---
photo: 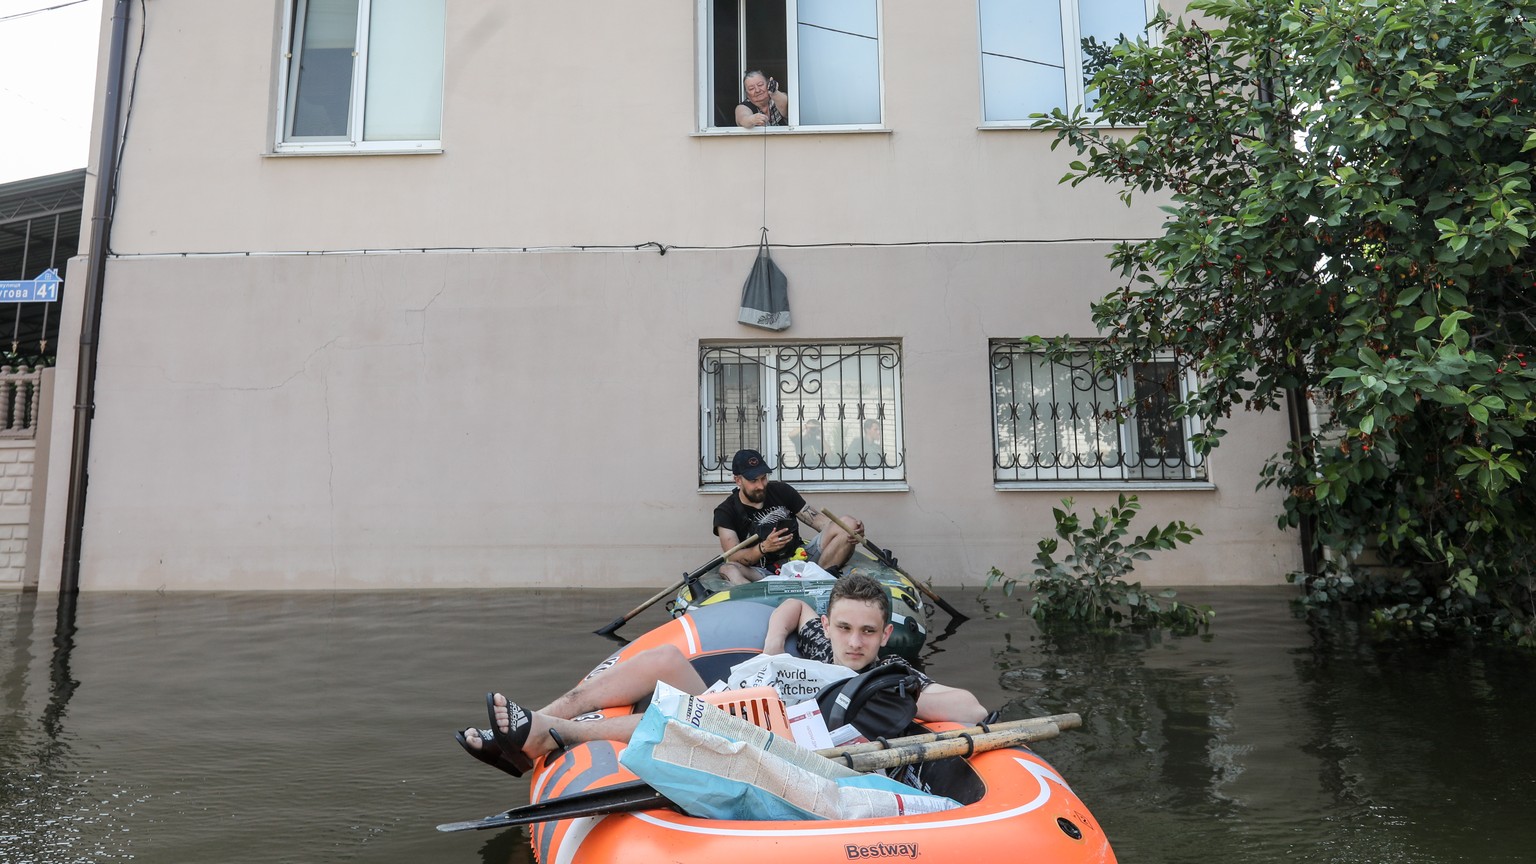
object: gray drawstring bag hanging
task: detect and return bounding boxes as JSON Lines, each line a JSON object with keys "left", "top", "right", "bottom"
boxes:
{"left": 738, "top": 229, "right": 791, "bottom": 331}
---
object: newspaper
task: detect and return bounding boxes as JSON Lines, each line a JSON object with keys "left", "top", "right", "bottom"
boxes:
{"left": 624, "top": 683, "right": 960, "bottom": 821}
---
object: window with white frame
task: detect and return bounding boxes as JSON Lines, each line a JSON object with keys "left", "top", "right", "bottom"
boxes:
{"left": 277, "top": 0, "right": 445, "bottom": 152}
{"left": 700, "top": 342, "right": 903, "bottom": 487}
{"left": 978, "top": 0, "right": 1152, "bottom": 123}
{"left": 990, "top": 341, "right": 1205, "bottom": 483}
{"left": 700, "top": 0, "right": 883, "bottom": 130}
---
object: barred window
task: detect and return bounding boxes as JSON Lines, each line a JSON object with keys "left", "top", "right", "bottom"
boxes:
{"left": 700, "top": 343, "right": 903, "bottom": 487}
{"left": 990, "top": 341, "right": 1205, "bottom": 483}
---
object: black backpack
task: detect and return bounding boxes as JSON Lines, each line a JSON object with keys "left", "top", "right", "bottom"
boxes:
{"left": 814, "top": 660, "right": 922, "bottom": 741}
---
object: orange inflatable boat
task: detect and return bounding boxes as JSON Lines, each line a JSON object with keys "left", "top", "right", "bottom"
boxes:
{"left": 526, "top": 602, "right": 1118, "bottom": 864}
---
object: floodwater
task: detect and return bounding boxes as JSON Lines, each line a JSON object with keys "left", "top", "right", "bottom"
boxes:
{"left": 2, "top": 585, "right": 1534, "bottom": 864}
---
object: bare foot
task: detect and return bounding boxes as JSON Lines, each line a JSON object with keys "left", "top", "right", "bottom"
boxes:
{"left": 460, "top": 726, "right": 487, "bottom": 753}
{"left": 492, "top": 692, "right": 556, "bottom": 762}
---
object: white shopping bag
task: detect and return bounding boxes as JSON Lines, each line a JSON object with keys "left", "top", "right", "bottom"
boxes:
{"left": 778, "top": 560, "right": 835, "bottom": 580}
{"left": 725, "top": 653, "right": 855, "bottom": 704}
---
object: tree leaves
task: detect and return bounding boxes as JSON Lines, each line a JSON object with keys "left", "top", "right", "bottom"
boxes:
{"left": 985, "top": 496, "right": 1210, "bottom": 634}
{"left": 1035, "top": 0, "right": 1536, "bottom": 644}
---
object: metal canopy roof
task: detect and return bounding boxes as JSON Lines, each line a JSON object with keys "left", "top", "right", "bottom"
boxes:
{"left": 0, "top": 168, "right": 86, "bottom": 225}
{"left": 0, "top": 168, "right": 86, "bottom": 361}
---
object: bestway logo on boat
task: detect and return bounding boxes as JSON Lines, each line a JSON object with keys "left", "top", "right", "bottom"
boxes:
{"left": 845, "top": 841, "right": 919, "bottom": 858}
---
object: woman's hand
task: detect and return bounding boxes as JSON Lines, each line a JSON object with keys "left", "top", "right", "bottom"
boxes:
{"left": 735, "top": 102, "right": 769, "bottom": 128}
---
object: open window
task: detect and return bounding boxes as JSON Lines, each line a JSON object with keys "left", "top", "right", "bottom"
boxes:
{"left": 700, "top": 0, "right": 884, "bottom": 130}
{"left": 276, "top": 0, "right": 445, "bottom": 152}
{"left": 978, "top": 0, "right": 1152, "bottom": 124}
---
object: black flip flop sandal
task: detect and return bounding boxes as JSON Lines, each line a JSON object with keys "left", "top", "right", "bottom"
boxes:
{"left": 453, "top": 727, "right": 530, "bottom": 778}
{"left": 486, "top": 693, "right": 536, "bottom": 776}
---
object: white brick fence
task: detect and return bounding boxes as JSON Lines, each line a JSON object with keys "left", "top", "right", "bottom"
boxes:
{"left": 0, "top": 366, "right": 49, "bottom": 590}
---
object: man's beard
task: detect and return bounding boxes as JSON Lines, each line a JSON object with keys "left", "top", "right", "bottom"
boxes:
{"left": 741, "top": 484, "right": 766, "bottom": 504}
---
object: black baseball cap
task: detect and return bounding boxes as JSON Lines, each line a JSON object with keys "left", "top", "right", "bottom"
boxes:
{"left": 731, "top": 449, "right": 772, "bottom": 480}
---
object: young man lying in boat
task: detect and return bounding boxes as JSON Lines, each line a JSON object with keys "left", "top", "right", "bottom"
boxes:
{"left": 456, "top": 573, "right": 989, "bottom": 776}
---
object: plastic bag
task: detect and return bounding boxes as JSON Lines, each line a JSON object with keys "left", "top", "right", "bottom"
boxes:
{"left": 725, "top": 653, "right": 854, "bottom": 705}
{"left": 618, "top": 683, "right": 960, "bottom": 822}
{"left": 777, "top": 560, "right": 835, "bottom": 580}
{"left": 737, "top": 229, "right": 791, "bottom": 331}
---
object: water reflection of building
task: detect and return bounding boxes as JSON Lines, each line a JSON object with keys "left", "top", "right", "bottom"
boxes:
{"left": 26, "top": 1, "right": 1304, "bottom": 591}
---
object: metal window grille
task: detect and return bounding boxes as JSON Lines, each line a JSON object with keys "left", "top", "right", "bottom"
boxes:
{"left": 700, "top": 342, "right": 904, "bottom": 486}
{"left": 990, "top": 341, "right": 1205, "bottom": 482}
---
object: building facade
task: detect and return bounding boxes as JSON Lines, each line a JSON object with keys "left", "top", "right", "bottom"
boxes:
{"left": 35, "top": 0, "right": 1303, "bottom": 591}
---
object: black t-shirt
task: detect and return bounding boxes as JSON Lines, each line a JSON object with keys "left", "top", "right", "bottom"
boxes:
{"left": 738, "top": 99, "right": 787, "bottom": 126}
{"left": 712, "top": 481, "right": 807, "bottom": 567}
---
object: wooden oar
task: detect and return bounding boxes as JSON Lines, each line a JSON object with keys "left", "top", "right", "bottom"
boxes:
{"left": 436, "top": 714, "right": 1073, "bottom": 832}
{"left": 819, "top": 508, "right": 969, "bottom": 621}
{"left": 823, "top": 713, "right": 1080, "bottom": 759}
{"left": 832, "top": 722, "right": 1059, "bottom": 772}
{"left": 595, "top": 534, "right": 760, "bottom": 636}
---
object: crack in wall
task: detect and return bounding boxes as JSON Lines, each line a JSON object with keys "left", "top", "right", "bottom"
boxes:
{"left": 155, "top": 335, "right": 343, "bottom": 391}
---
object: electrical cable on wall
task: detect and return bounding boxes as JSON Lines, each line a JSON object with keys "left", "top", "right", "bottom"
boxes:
{"left": 103, "top": 236, "right": 1160, "bottom": 260}
{"left": 0, "top": 0, "right": 91, "bottom": 24}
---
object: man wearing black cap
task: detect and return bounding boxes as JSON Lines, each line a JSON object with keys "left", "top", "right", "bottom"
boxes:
{"left": 713, "top": 448, "right": 865, "bottom": 584}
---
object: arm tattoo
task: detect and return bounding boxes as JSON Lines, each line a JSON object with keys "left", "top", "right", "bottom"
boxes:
{"left": 799, "top": 505, "right": 824, "bottom": 529}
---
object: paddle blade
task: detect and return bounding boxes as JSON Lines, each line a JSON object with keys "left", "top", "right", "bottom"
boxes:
{"left": 437, "top": 782, "right": 673, "bottom": 832}
{"left": 437, "top": 815, "right": 513, "bottom": 833}
{"left": 594, "top": 617, "right": 626, "bottom": 636}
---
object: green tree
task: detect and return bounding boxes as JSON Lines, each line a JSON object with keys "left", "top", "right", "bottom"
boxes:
{"left": 1036, "top": 0, "right": 1536, "bottom": 644}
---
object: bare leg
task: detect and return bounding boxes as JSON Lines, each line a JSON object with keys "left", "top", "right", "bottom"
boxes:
{"left": 489, "top": 645, "right": 708, "bottom": 760}
{"left": 540, "top": 645, "right": 707, "bottom": 717}
{"left": 719, "top": 562, "right": 762, "bottom": 585}
{"left": 487, "top": 696, "right": 647, "bottom": 760}
{"left": 541, "top": 714, "right": 644, "bottom": 749}
{"left": 814, "top": 515, "right": 861, "bottom": 569}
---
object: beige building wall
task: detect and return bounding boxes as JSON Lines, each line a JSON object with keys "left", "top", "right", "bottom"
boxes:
{"left": 38, "top": 0, "right": 1302, "bottom": 590}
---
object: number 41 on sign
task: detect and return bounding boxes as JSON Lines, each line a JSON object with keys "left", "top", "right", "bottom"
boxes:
{"left": 0, "top": 269, "right": 62, "bottom": 303}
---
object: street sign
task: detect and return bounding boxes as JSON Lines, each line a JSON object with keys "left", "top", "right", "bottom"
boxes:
{"left": 0, "top": 269, "right": 62, "bottom": 303}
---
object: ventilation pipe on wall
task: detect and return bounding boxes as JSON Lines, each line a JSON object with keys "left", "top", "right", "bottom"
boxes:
{"left": 60, "top": 0, "right": 133, "bottom": 594}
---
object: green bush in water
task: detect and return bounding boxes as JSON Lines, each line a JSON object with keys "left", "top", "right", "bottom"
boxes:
{"left": 987, "top": 494, "right": 1211, "bottom": 634}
